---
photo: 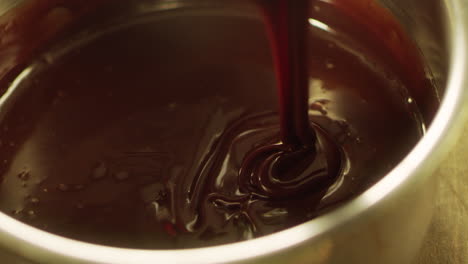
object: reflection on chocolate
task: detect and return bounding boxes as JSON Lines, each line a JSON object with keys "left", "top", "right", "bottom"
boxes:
{"left": 0, "top": 0, "right": 434, "bottom": 249}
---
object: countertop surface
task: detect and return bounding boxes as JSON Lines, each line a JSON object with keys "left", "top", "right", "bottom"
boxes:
{"left": 415, "top": 125, "right": 468, "bottom": 264}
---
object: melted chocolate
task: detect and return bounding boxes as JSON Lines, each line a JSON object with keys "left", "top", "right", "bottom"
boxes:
{"left": 237, "top": 0, "right": 342, "bottom": 200}
{"left": 0, "top": 0, "right": 433, "bottom": 249}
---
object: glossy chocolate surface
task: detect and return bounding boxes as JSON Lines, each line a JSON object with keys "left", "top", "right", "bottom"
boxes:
{"left": 0, "top": 0, "right": 432, "bottom": 249}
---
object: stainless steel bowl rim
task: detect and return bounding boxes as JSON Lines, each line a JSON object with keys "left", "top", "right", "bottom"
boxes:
{"left": 0, "top": 1, "right": 466, "bottom": 263}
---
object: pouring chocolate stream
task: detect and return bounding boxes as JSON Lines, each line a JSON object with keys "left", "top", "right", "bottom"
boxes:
{"left": 239, "top": 0, "right": 342, "bottom": 199}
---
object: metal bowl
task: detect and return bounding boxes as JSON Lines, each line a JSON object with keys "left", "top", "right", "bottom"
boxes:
{"left": 0, "top": 0, "right": 466, "bottom": 263}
